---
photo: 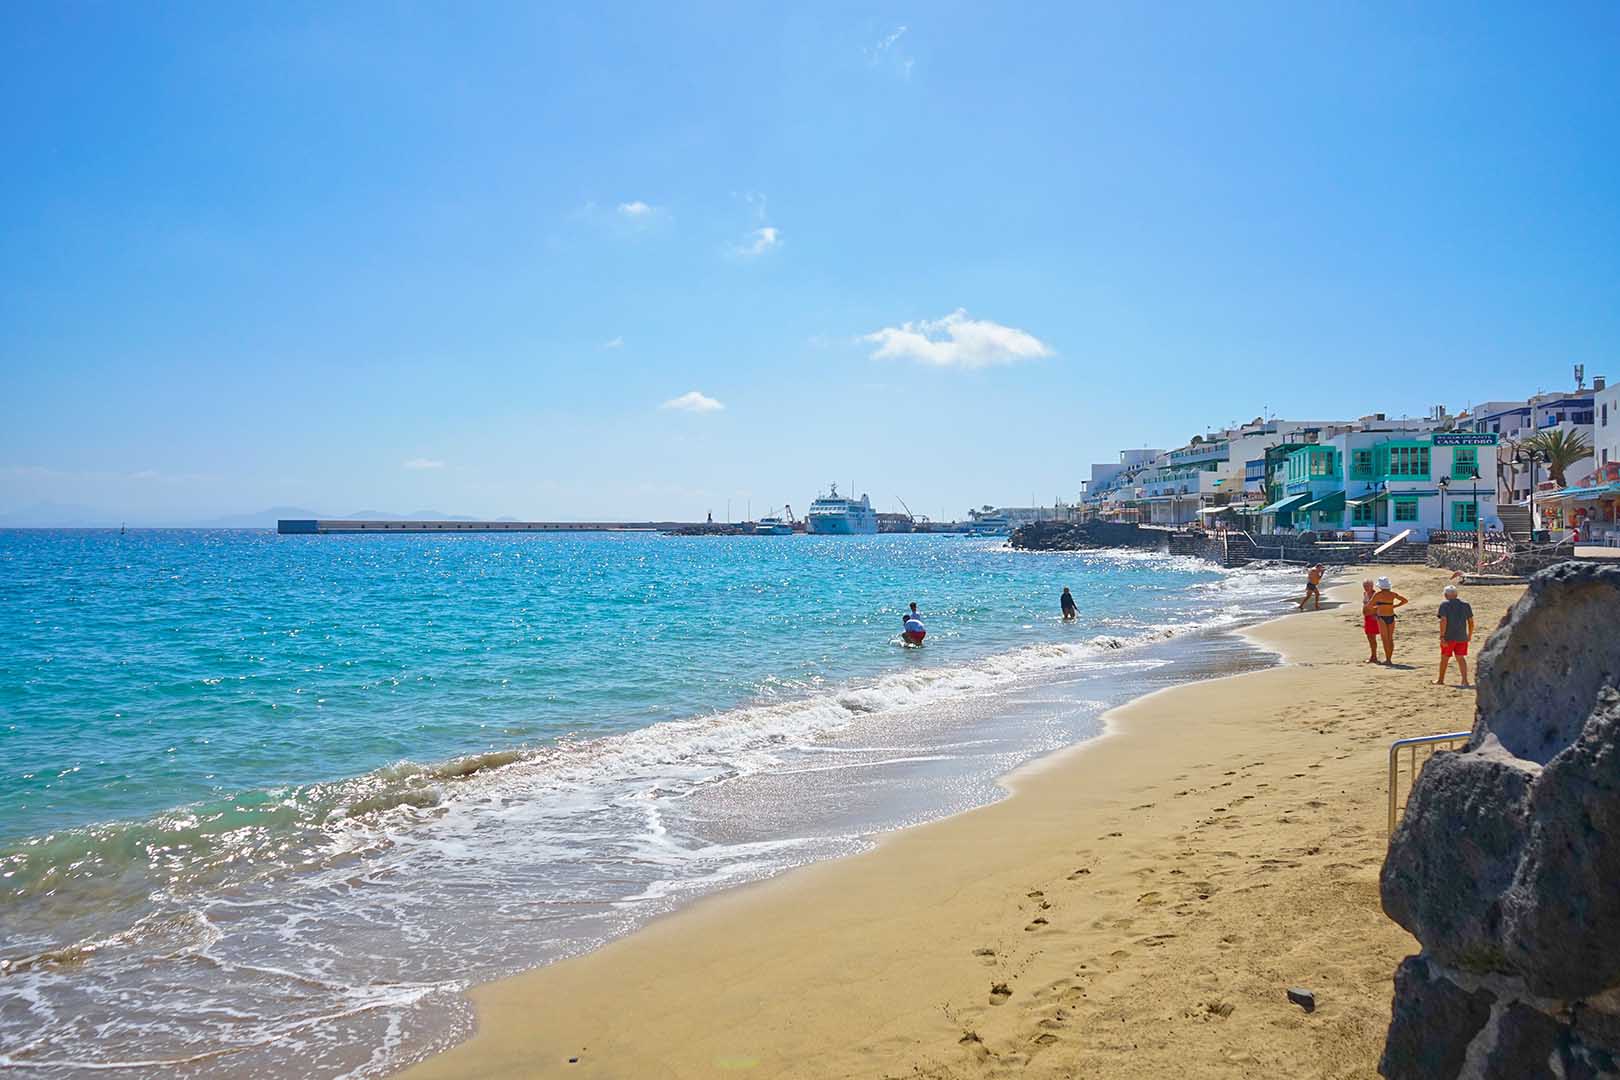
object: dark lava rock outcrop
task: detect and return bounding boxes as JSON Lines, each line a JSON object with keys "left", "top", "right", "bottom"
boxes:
{"left": 1379, "top": 561, "right": 1620, "bottom": 1079}
{"left": 1008, "top": 520, "right": 1161, "bottom": 552}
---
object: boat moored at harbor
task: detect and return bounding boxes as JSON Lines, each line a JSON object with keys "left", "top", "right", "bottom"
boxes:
{"left": 806, "top": 485, "right": 879, "bottom": 534}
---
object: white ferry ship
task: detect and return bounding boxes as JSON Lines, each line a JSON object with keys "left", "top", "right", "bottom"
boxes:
{"left": 806, "top": 484, "right": 879, "bottom": 535}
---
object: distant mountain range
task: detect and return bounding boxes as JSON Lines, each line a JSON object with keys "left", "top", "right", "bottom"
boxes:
{"left": 0, "top": 505, "right": 486, "bottom": 529}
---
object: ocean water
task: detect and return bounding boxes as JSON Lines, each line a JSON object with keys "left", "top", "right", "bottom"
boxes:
{"left": 0, "top": 530, "right": 1298, "bottom": 1076}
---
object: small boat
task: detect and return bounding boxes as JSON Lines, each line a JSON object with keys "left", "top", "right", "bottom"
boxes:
{"left": 965, "top": 512, "right": 1012, "bottom": 536}
{"left": 753, "top": 516, "right": 794, "bottom": 536}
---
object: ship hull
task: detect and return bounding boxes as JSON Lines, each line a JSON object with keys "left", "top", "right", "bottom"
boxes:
{"left": 806, "top": 515, "right": 878, "bottom": 535}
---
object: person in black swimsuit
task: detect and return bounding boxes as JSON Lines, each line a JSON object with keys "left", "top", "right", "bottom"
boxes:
{"left": 1370, "top": 576, "right": 1409, "bottom": 664}
{"left": 1060, "top": 587, "right": 1078, "bottom": 621}
{"left": 1298, "top": 564, "right": 1325, "bottom": 611}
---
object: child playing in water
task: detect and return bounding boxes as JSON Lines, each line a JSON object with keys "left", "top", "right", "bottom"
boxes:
{"left": 901, "top": 611, "right": 926, "bottom": 645}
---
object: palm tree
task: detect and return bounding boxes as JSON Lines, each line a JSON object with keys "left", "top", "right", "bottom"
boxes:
{"left": 1524, "top": 428, "right": 1594, "bottom": 488}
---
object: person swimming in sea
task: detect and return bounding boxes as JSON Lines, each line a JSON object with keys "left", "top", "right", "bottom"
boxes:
{"left": 1060, "top": 587, "right": 1078, "bottom": 621}
{"left": 1370, "top": 576, "right": 1409, "bottom": 664}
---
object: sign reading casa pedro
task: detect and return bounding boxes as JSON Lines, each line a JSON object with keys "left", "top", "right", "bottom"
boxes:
{"left": 1433, "top": 432, "right": 1501, "bottom": 446}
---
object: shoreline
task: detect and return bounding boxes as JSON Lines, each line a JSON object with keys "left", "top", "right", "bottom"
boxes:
{"left": 402, "top": 564, "right": 1515, "bottom": 1079}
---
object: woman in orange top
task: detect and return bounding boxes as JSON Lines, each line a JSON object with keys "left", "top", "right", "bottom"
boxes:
{"left": 1370, "top": 576, "right": 1409, "bottom": 665}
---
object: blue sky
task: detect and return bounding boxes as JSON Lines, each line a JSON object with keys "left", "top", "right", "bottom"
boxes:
{"left": 3, "top": 3, "right": 1617, "bottom": 524}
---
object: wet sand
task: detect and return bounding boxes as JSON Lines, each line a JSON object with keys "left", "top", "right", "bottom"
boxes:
{"left": 404, "top": 564, "right": 1516, "bottom": 1079}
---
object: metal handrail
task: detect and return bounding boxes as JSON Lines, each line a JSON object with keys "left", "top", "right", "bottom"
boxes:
{"left": 1388, "top": 732, "right": 1471, "bottom": 834}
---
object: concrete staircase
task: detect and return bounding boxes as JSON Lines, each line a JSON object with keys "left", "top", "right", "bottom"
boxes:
{"left": 1498, "top": 503, "right": 1534, "bottom": 542}
{"left": 1314, "top": 539, "right": 1431, "bottom": 565}
{"left": 1367, "top": 541, "right": 1430, "bottom": 565}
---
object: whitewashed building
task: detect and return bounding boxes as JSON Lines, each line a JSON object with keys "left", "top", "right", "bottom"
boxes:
{"left": 1265, "top": 428, "right": 1501, "bottom": 540}
{"left": 1595, "top": 376, "right": 1619, "bottom": 474}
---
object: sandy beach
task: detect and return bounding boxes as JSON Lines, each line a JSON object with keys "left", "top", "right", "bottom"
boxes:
{"left": 405, "top": 564, "right": 1520, "bottom": 1080}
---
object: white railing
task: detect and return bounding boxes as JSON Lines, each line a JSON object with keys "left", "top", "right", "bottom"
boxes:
{"left": 1387, "top": 732, "right": 1471, "bottom": 834}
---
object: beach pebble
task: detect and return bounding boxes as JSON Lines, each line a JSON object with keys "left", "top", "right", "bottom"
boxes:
{"left": 1286, "top": 987, "right": 1316, "bottom": 1012}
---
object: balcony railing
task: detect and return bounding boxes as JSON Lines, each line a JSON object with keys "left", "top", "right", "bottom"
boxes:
{"left": 1428, "top": 530, "right": 1513, "bottom": 554}
{"left": 1169, "top": 442, "right": 1230, "bottom": 464}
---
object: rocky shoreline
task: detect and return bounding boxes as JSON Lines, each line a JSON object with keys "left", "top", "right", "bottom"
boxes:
{"left": 1007, "top": 520, "right": 1164, "bottom": 552}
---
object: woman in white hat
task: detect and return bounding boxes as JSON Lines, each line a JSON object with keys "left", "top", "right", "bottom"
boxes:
{"left": 1369, "top": 576, "right": 1409, "bottom": 664}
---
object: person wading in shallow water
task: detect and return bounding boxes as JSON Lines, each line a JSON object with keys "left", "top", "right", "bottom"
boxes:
{"left": 1060, "top": 587, "right": 1078, "bottom": 621}
{"left": 1297, "top": 563, "right": 1325, "bottom": 611}
{"left": 901, "top": 611, "right": 926, "bottom": 645}
{"left": 1370, "top": 576, "right": 1409, "bottom": 665}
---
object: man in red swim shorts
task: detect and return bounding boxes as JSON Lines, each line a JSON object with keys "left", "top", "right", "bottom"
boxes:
{"left": 1435, "top": 585, "right": 1475, "bottom": 687}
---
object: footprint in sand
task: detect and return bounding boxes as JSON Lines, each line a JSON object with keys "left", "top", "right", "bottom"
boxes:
{"left": 989, "top": 982, "right": 1013, "bottom": 1004}
{"left": 1025, "top": 917, "right": 1050, "bottom": 931}
{"left": 973, "top": 947, "right": 997, "bottom": 963}
{"left": 1068, "top": 868, "right": 1091, "bottom": 879}
{"left": 1026, "top": 890, "right": 1044, "bottom": 899}
{"left": 1033, "top": 1032, "right": 1060, "bottom": 1046}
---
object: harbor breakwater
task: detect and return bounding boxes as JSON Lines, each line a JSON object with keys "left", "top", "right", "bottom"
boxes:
{"left": 1008, "top": 520, "right": 1164, "bottom": 553}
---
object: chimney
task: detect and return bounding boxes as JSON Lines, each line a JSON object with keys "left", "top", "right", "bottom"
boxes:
{"left": 1596, "top": 375, "right": 1608, "bottom": 392}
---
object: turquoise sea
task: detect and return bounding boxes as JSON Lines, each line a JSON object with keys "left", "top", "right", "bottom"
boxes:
{"left": 0, "top": 530, "right": 1297, "bottom": 1076}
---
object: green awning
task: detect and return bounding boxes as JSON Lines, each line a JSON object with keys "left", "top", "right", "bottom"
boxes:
{"left": 1259, "top": 492, "right": 1310, "bottom": 514}
{"left": 1298, "top": 490, "right": 1345, "bottom": 514}
{"left": 1346, "top": 491, "right": 1388, "bottom": 507}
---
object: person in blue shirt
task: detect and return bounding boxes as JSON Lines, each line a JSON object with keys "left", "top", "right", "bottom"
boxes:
{"left": 901, "top": 610, "right": 926, "bottom": 645}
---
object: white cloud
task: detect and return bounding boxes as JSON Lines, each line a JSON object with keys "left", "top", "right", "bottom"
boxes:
{"left": 867, "top": 25, "right": 914, "bottom": 79}
{"left": 862, "top": 309, "right": 1054, "bottom": 370}
{"left": 617, "top": 200, "right": 655, "bottom": 217}
{"left": 874, "top": 25, "right": 907, "bottom": 53}
{"left": 601, "top": 336, "right": 624, "bottom": 349}
{"left": 403, "top": 458, "right": 446, "bottom": 470}
{"left": 660, "top": 391, "right": 725, "bottom": 413}
{"left": 736, "top": 226, "right": 780, "bottom": 257}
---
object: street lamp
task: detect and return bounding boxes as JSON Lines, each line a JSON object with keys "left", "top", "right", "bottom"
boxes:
{"left": 1512, "top": 445, "right": 1551, "bottom": 532}
{"left": 1468, "top": 467, "right": 1484, "bottom": 567}
{"left": 1438, "top": 475, "right": 1450, "bottom": 537}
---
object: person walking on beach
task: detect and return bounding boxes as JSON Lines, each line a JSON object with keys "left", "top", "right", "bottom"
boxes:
{"left": 1361, "top": 579, "right": 1380, "bottom": 663}
{"left": 1298, "top": 564, "right": 1325, "bottom": 611}
{"left": 1435, "top": 585, "right": 1476, "bottom": 687}
{"left": 1370, "top": 576, "right": 1409, "bottom": 664}
{"left": 1060, "top": 587, "right": 1078, "bottom": 621}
